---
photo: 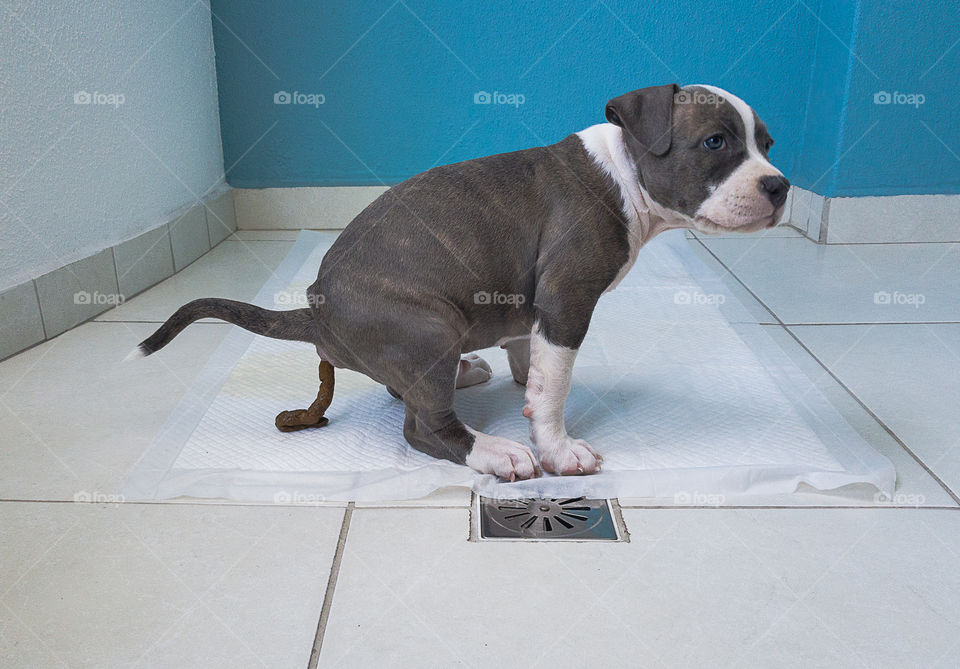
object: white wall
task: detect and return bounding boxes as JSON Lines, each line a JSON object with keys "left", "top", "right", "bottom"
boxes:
{"left": 0, "top": 0, "right": 224, "bottom": 290}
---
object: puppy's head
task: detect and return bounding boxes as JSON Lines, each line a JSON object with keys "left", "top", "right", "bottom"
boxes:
{"left": 605, "top": 84, "right": 789, "bottom": 233}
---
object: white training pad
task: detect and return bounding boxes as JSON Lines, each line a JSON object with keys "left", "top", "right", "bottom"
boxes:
{"left": 123, "top": 230, "right": 894, "bottom": 502}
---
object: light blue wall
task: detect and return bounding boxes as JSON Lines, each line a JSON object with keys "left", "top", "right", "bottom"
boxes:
{"left": 211, "top": 0, "right": 813, "bottom": 187}
{"left": 211, "top": 1, "right": 960, "bottom": 196}
{"left": 0, "top": 0, "right": 224, "bottom": 289}
{"left": 795, "top": 1, "right": 960, "bottom": 197}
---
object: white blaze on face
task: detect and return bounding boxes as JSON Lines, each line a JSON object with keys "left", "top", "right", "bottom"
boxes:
{"left": 689, "top": 85, "right": 786, "bottom": 230}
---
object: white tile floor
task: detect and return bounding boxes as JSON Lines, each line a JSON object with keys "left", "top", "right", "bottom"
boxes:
{"left": 2, "top": 227, "right": 958, "bottom": 667}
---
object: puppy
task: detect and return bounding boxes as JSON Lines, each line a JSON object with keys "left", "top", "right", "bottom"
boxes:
{"left": 129, "top": 84, "right": 788, "bottom": 481}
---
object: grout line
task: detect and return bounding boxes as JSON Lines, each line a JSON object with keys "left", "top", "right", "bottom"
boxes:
{"left": 203, "top": 201, "right": 214, "bottom": 251}
{"left": 694, "top": 237, "right": 960, "bottom": 506}
{"left": 90, "top": 319, "right": 231, "bottom": 325}
{"left": 308, "top": 501, "right": 354, "bottom": 669}
{"left": 692, "top": 238, "right": 782, "bottom": 322}
{"left": 782, "top": 325, "right": 960, "bottom": 507}
{"left": 609, "top": 498, "right": 631, "bottom": 541}
{"left": 0, "top": 498, "right": 350, "bottom": 507}
{"left": 166, "top": 220, "right": 177, "bottom": 272}
{"left": 110, "top": 246, "right": 122, "bottom": 298}
{"left": 701, "top": 232, "right": 960, "bottom": 246}
{"left": 0, "top": 497, "right": 955, "bottom": 511}
{"left": 818, "top": 197, "right": 830, "bottom": 243}
{"left": 824, "top": 240, "right": 960, "bottom": 245}
{"left": 0, "top": 497, "right": 954, "bottom": 511}
{"left": 351, "top": 504, "right": 471, "bottom": 510}
{"left": 783, "top": 321, "right": 960, "bottom": 326}
{"left": 468, "top": 491, "right": 478, "bottom": 542}
{"left": 31, "top": 279, "right": 47, "bottom": 339}
{"left": 616, "top": 504, "right": 960, "bottom": 510}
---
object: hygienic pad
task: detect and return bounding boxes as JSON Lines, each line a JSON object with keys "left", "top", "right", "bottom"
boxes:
{"left": 123, "top": 230, "right": 895, "bottom": 502}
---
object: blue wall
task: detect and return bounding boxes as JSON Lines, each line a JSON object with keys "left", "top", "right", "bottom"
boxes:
{"left": 211, "top": 1, "right": 960, "bottom": 196}
{"left": 794, "top": 1, "right": 960, "bottom": 196}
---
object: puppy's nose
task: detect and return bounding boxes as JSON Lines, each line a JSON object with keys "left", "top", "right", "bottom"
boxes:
{"left": 759, "top": 175, "right": 790, "bottom": 208}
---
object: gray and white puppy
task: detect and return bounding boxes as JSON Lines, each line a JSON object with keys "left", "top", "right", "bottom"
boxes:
{"left": 130, "top": 83, "right": 789, "bottom": 481}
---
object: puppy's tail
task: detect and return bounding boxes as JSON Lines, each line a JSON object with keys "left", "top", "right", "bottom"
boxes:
{"left": 124, "top": 298, "right": 316, "bottom": 360}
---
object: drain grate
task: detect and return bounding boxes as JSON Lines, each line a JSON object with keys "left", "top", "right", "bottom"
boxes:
{"left": 476, "top": 496, "right": 620, "bottom": 541}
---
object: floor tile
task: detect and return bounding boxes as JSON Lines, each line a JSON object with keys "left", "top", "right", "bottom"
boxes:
{"left": 0, "top": 321, "right": 229, "bottom": 500}
{"left": 791, "top": 324, "right": 960, "bottom": 500}
{"left": 113, "top": 225, "right": 175, "bottom": 300}
{"left": 682, "top": 237, "right": 777, "bottom": 323}
{"left": 690, "top": 223, "right": 804, "bottom": 240}
{"left": 320, "top": 507, "right": 960, "bottom": 668}
{"left": 0, "top": 502, "right": 342, "bottom": 668}
{"left": 698, "top": 237, "right": 960, "bottom": 323}
{"left": 168, "top": 206, "right": 210, "bottom": 272}
{"left": 96, "top": 240, "right": 293, "bottom": 322}
{"left": 35, "top": 248, "right": 119, "bottom": 337}
{"left": 229, "top": 229, "right": 303, "bottom": 241}
{"left": 354, "top": 485, "right": 472, "bottom": 508}
{"left": 205, "top": 191, "right": 237, "bottom": 247}
{"left": 0, "top": 280, "right": 45, "bottom": 361}
{"left": 619, "top": 325, "right": 956, "bottom": 508}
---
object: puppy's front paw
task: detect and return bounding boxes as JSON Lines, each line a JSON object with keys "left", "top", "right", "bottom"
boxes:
{"left": 465, "top": 432, "right": 541, "bottom": 482}
{"left": 537, "top": 437, "right": 603, "bottom": 476}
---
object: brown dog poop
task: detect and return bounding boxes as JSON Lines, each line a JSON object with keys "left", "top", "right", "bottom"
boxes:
{"left": 275, "top": 361, "right": 335, "bottom": 432}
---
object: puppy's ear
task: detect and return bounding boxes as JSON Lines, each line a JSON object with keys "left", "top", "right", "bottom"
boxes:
{"left": 605, "top": 83, "right": 678, "bottom": 156}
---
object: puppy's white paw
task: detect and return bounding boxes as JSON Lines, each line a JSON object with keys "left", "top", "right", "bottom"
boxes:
{"left": 455, "top": 353, "right": 493, "bottom": 388}
{"left": 465, "top": 430, "right": 541, "bottom": 481}
{"left": 537, "top": 436, "right": 603, "bottom": 476}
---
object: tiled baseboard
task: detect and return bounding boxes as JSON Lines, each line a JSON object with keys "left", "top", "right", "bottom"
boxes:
{"left": 233, "top": 186, "right": 388, "bottom": 230}
{"left": 0, "top": 190, "right": 237, "bottom": 361}
{"left": 788, "top": 186, "right": 960, "bottom": 243}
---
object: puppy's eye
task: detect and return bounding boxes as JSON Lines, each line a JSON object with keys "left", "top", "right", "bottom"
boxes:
{"left": 703, "top": 134, "right": 725, "bottom": 151}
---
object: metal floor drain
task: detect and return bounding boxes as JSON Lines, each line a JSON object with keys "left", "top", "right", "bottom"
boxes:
{"left": 476, "top": 496, "right": 621, "bottom": 541}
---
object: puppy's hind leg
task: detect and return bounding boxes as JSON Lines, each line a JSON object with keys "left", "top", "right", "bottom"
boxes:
{"left": 400, "top": 350, "right": 539, "bottom": 481}
{"left": 454, "top": 353, "right": 493, "bottom": 388}
{"left": 275, "top": 361, "right": 335, "bottom": 431}
{"left": 500, "top": 336, "right": 531, "bottom": 386}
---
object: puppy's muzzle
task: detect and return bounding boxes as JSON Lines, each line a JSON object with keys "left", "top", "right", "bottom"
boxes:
{"left": 759, "top": 175, "right": 790, "bottom": 209}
